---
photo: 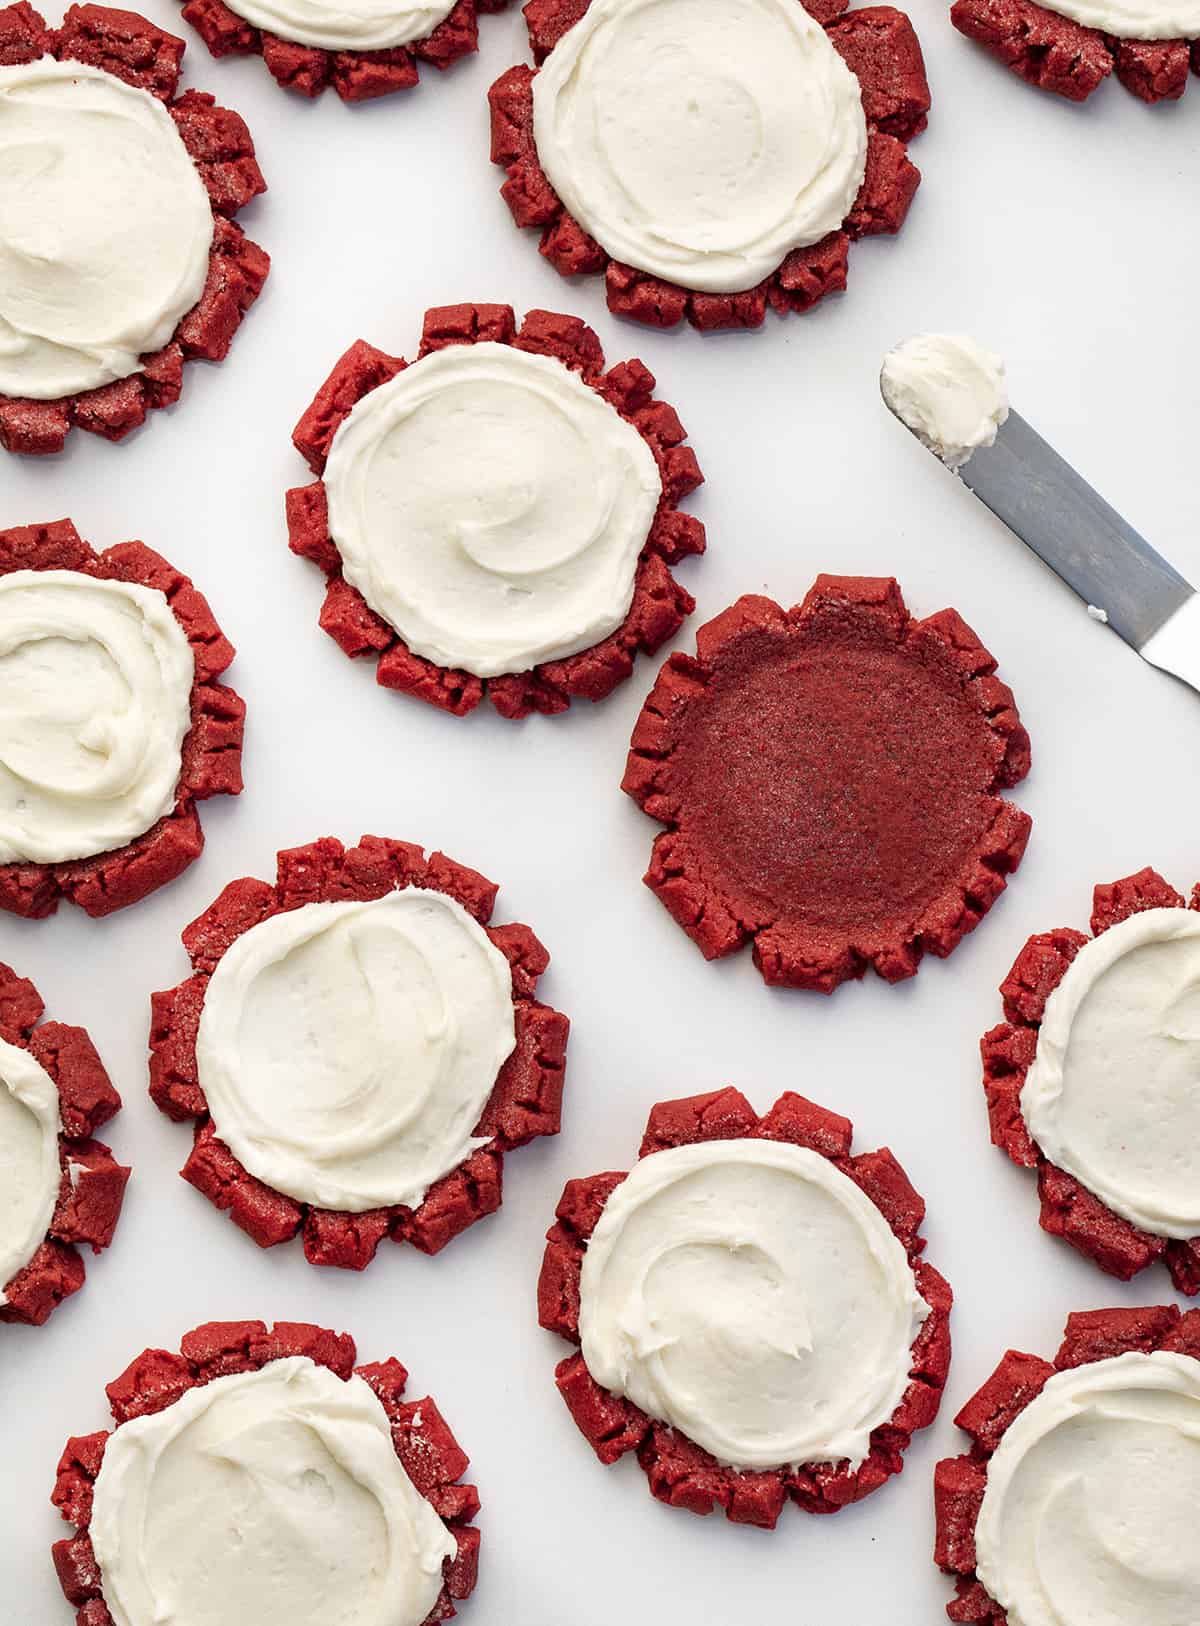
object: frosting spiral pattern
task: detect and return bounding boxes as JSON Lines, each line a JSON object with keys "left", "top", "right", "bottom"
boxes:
{"left": 974, "top": 1351, "right": 1200, "bottom": 1626}
{"left": 0, "top": 570, "right": 195, "bottom": 865}
{"left": 0, "top": 59, "right": 213, "bottom": 400}
{"left": 530, "top": 0, "right": 868, "bottom": 295}
{"left": 220, "top": 0, "right": 456, "bottom": 50}
{"left": 578, "top": 1138, "right": 928, "bottom": 1470}
{"left": 195, "top": 889, "right": 517, "bottom": 1212}
{"left": 90, "top": 1357, "right": 457, "bottom": 1626}
{"left": 1021, "top": 907, "right": 1200, "bottom": 1239}
{"left": 323, "top": 342, "right": 662, "bottom": 677}
{"left": 0, "top": 1035, "right": 59, "bottom": 1300}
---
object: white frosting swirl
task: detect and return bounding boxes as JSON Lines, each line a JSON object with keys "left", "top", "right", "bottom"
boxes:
{"left": 1021, "top": 907, "right": 1200, "bottom": 1239}
{"left": 195, "top": 889, "right": 516, "bottom": 1212}
{"left": 221, "top": 0, "right": 455, "bottom": 48}
{"left": 578, "top": 1138, "right": 928, "bottom": 1470}
{"left": 974, "top": 1351, "right": 1200, "bottom": 1626}
{"left": 881, "top": 333, "right": 1008, "bottom": 471}
{"left": 90, "top": 1358, "right": 458, "bottom": 1626}
{"left": 0, "top": 1035, "right": 60, "bottom": 1302}
{"left": 530, "top": 0, "right": 868, "bottom": 296}
{"left": 0, "top": 59, "right": 214, "bottom": 400}
{"left": 1034, "top": 0, "right": 1200, "bottom": 38}
{"left": 0, "top": 570, "right": 195, "bottom": 866}
{"left": 323, "top": 342, "right": 662, "bottom": 678}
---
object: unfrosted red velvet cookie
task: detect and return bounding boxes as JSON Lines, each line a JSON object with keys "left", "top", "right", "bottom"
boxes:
{"left": 50, "top": 1320, "right": 480, "bottom": 1625}
{"left": 623, "top": 577, "right": 1032, "bottom": 993}
{"left": 489, "top": 0, "right": 930, "bottom": 331}
{"left": 0, "top": 4, "right": 268, "bottom": 456}
{"left": 286, "top": 303, "right": 704, "bottom": 719}
{"left": 0, "top": 961, "right": 129, "bottom": 1327}
{"left": 149, "top": 834, "right": 569, "bottom": 1269}
{"left": 0, "top": 521, "right": 245, "bottom": 920}
{"left": 539, "top": 1087, "right": 952, "bottom": 1525}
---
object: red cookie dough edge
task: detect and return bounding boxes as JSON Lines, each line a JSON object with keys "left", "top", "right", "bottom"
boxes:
{"left": 934, "top": 1303, "right": 1200, "bottom": 1622}
{"left": 951, "top": 0, "right": 1198, "bottom": 104}
{"left": 50, "top": 1320, "right": 481, "bottom": 1626}
{"left": 537, "top": 1086, "right": 953, "bottom": 1526}
{"left": 0, "top": 3, "right": 268, "bottom": 457}
{"left": 0, "top": 963, "right": 130, "bottom": 1327}
{"left": 487, "top": 0, "right": 931, "bottom": 332}
{"left": 983, "top": 865, "right": 1200, "bottom": 1294}
{"left": 0, "top": 520, "right": 245, "bottom": 920}
{"left": 286, "top": 302, "right": 706, "bottom": 720}
{"left": 149, "top": 833, "right": 570, "bottom": 1269}
{"left": 622, "top": 576, "right": 1033, "bottom": 993}
{"left": 179, "top": 0, "right": 509, "bottom": 101}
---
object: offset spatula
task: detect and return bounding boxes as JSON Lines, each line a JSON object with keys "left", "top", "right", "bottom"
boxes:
{"left": 891, "top": 406, "right": 1200, "bottom": 696}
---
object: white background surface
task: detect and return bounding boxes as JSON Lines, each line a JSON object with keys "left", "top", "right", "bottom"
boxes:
{"left": 3, "top": 4, "right": 1200, "bottom": 1620}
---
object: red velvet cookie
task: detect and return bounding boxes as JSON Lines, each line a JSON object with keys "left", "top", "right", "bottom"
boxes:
{"left": 50, "top": 1320, "right": 480, "bottom": 1625}
{"left": 150, "top": 834, "right": 569, "bottom": 1268}
{"left": 0, "top": 520, "right": 245, "bottom": 920}
{"left": 539, "top": 1087, "right": 952, "bottom": 1526}
{"left": 489, "top": 0, "right": 931, "bottom": 331}
{"left": 0, "top": 4, "right": 268, "bottom": 456}
{"left": 623, "top": 577, "right": 1032, "bottom": 992}
{"left": 952, "top": 0, "right": 1198, "bottom": 102}
{"left": 0, "top": 961, "right": 129, "bottom": 1327}
{"left": 287, "top": 303, "right": 705, "bottom": 719}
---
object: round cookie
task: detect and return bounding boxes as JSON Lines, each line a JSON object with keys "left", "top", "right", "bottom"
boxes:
{"left": 0, "top": 4, "right": 267, "bottom": 457}
{"left": 934, "top": 1304, "right": 1200, "bottom": 1626}
{"left": 983, "top": 866, "right": 1200, "bottom": 1294}
{"left": 0, "top": 520, "right": 245, "bottom": 920}
{"left": 150, "top": 834, "right": 569, "bottom": 1268}
{"left": 287, "top": 303, "right": 704, "bottom": 718}
{"left": 623, "top": 576, "right": 1032, "bottom": 992}
{"left": 488, "top": 0, "right": 930, "bottom": 332}
{"left": 50, "top": 1320, "right": 480, "bottom": 1626}
{"left": 538, "top": 1087, "right": 952, "bottom": 1525}
{"left": 0, "top": 960, "right": 129, "bottom": 1327}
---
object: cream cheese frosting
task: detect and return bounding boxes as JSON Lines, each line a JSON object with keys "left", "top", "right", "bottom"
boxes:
{"left": 577, "top": 1138, "right": 929, "bottom": 1471}
{"left": 90, "top": 1357, "right": 458, "bottom": 1626}
{"left": 1021, "top": 907, "right": 1200, "bottom": 1240}
{"left": 530, "top": 0, "right": 868, "bottom": 295}
{"left": 1036, "top": 0, "right": 1200, "bottom": 37}
{"left": 0, "top": 570, "right": 195, "bottom": 866}
{"left": 880, "top": 333, "right": 1009, "bottom": 471}
{"left": 974, "top": 1351, "right": 1200, "bottom": 1626}
{"left": 220, "top": 0, "right": 456, "bottom": 50}
{"left": 0, "top": 58, "right": 214, "bottom": 400}
{"left": 195, "top": 889, "right": 516, "bottom": 1212}
{"left": 0, "top": 1036, "right": 60, "bottom": 1301}
{"left": 323, "top": 341, "right": 662, "bottom": 678}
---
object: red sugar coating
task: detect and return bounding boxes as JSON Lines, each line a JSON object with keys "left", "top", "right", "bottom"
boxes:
{"left": 50, "top": 1321, "right": 480, "bottom": 1624}
{"left": 0, "top": 962, "right": 129, "bottom": 1328}
{"left": 982, "top": 866, "right": 1200, "bottom": 1294}
{"left": 934, "top": 1304, "right": 1200, "bottom": 1621}
{"left": 489, "top": 0, "right": 930, "bottom": 331}
{"left": 952, "top": 0, "right": 1196, "bottom": 101}
{"left": 538, "top": 1086, "right": 952, "bottom": 1525}
{"left": 149, "top": 834, "right": 570, "bottom": 1269}
{"left": 623, "top": 576, "right": 1032, "bottom": 993}
{"left": 0, "top": 520, "right": 245, "bottom": 920}
{"left": 0, "top": 5, "right": 267, "bottom": 457}
{"left": 287, "top": 303, "right": 705, "bottom": 719}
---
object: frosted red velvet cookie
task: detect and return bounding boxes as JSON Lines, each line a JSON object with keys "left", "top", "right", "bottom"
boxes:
{"left": 0, "top": 961, "right": 129, "bottom": 1327}
{"left": 0, "top": 520, "right": 244, "bottom": 920}
{"left": 489, "top": 0, "right": 930, "bottom": 331}
{"left": 623, "top": 577, "right": 1032, "bottom": 992}
{"left": 983, "top": 866, "right": 1200, "bottom": 1294}
{"left": 287, "top": 303, "right": 704, "bottom": 719}
{"left": 539, "top": 1087, "right": 952, "bottom": 1525}
{"left": 150, "top": 834, "right": 569, "bottom": 1269}
{"left": 934, "top": 1304, "right": 1200, "bottom": 1625}
{"left": 51, "top": 1320, "right": 480, "bottom": 1626}
{"left": 0, "top": 4, "right": 268, "bottom": 456}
